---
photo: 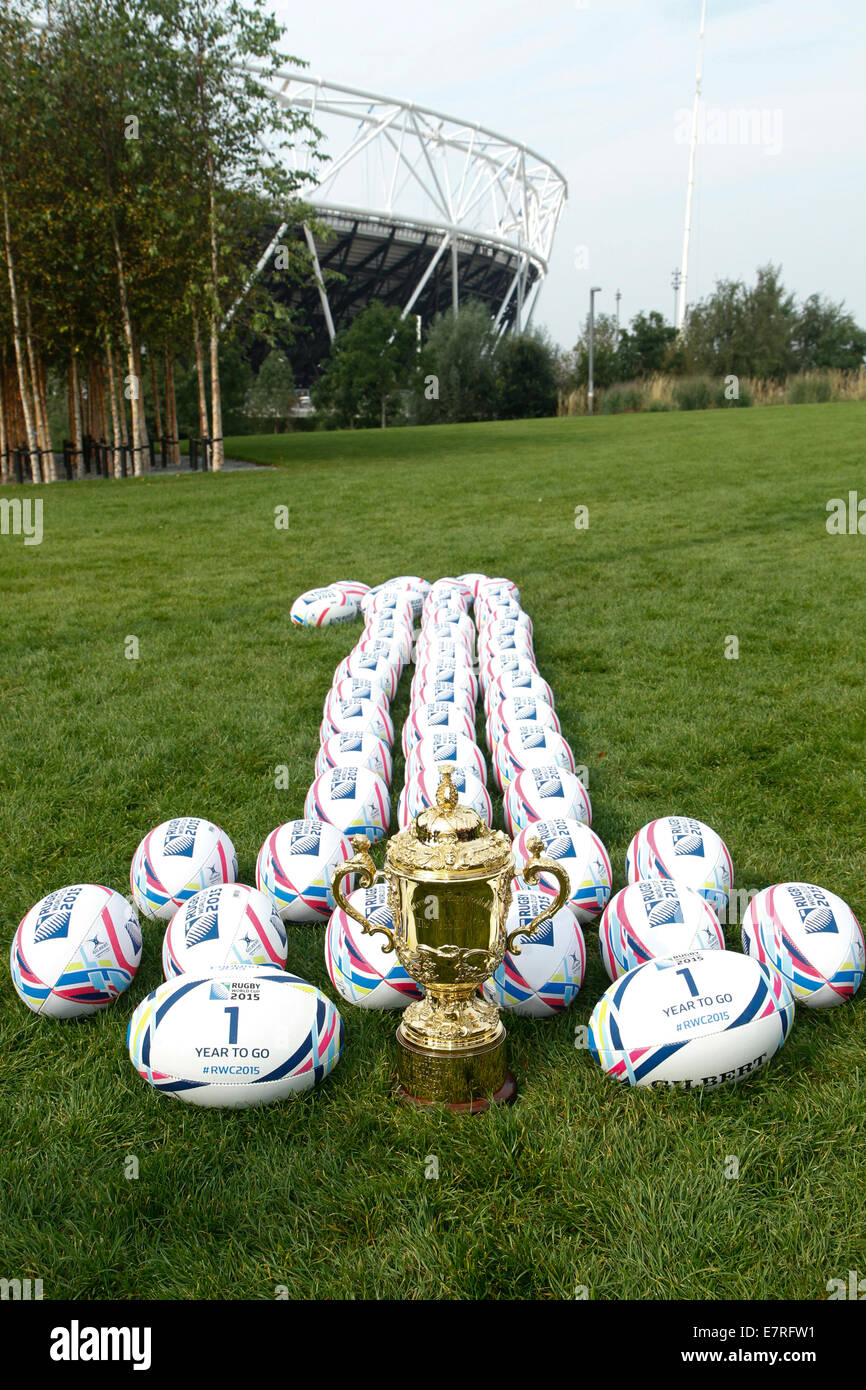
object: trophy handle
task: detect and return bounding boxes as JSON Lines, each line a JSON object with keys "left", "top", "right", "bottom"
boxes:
{"left": 331, "top": 835, "right": 398, "bottom": 955}
{"left": 505, "top": 835, "right": 572, "bottom": 956}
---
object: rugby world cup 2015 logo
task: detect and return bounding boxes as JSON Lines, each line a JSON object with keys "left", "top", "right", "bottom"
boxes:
{"left": 533, "top": 767, "right": 562, "bottom": 799}
{"left": 517, "top": 725, "right": 548, "bottom": 750}
{"left": 788, "top": 884, "right": 838, "bottom": 934}
{"left": 535, "top": 819, "right": 576, "bottom": 860}
{"left": 330, "top": 768, "right": 358, "bottom": 800}
{"left": 669, "top": 818, "right": 705, "bottom": 858}
{"left": 514, "top": 893, "right": 555, "bottom": 948}
{"left": 289, "top": 821, "right": 322, "bottom": 856}
{"left": 183, "top": 887, "right": 224, "bottom": 947}
{"left": 32, "top": 886, "right": 84, "bottom": 943}
{"left": 638, "top": 878, "right": 685, "bottom": 928}
{"left": 428, "top": 733, "right": 458, "bottom": 761}
{"left": 163, "top": 818, "right": 201, "bottom": 857}
{"left": 426, "top": 704, "right": 450, "bottom": 726}
{"left": 337, "top": 733, "right": 364, "bottom": 753}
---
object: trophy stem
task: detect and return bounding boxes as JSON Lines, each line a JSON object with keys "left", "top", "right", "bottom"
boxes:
{"left": 394, "top": 1026, "right": 517, "bottom": 1112}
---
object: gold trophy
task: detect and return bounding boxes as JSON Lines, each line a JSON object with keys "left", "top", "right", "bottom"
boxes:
{"left": 331, "top": 768, "right": 570, "bottom": 1111}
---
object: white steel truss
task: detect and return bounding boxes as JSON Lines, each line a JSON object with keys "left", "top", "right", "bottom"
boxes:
{"left": 255, "top": 69, "right": 568, "bottom": 337}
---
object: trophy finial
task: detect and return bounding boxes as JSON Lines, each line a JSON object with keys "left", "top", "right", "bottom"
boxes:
{"left": 436, "top": 767, "right": 458, "bottom": 812}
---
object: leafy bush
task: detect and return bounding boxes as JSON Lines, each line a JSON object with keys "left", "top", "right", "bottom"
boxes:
{"left": 601, "top": 385, "right": 643, "bottom": 414}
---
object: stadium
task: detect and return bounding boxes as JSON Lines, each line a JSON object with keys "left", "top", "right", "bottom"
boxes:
{"left": 253, "top": 69, "right": 568, "bottom": 380}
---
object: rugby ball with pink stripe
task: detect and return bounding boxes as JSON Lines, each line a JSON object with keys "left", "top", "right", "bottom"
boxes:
{"left": 131, "top": 818, "right": 238, "bottom": 921}
{"left": 325, "top": 883, "right": 424, "bottom": 1010}
{"left": 305, "top": 766, "right": 391, "bottom": 842}
{"left": 481, "top": 889, "right": 585, "bottom": 1017}
{"left": 599, "top": 878, "right": 724, "bottom": 982}
{"left": 504, "top": 766, "right": 591, "bottom": 837}
{"left": 741, "top": 882, "right": 864, "bottom": 1009}
{"left": 512, "top": 818, "right": 611, "bottom": 924}
{"left": 255, "top": 818, "right": 353, "bottom": 922}
{"left": 626, "top": 816, "right": 734, "bottom": 920}
{"left": 10, "top": 884, "right": 142, "bottom": 1018}
{"left": 162, "top": 883, "right": 287, "bottom": 978}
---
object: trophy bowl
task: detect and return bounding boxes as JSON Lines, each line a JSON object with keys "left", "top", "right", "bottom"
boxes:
{"left": 332, "top": 768, "right": 570, "bottom": 1111}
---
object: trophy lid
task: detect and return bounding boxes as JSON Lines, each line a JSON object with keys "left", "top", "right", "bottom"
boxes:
{"left": 387, "top": 768, "right": 513, "bottom": 879}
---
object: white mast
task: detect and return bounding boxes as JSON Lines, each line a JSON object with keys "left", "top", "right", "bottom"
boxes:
{"left": 677, "top": 0, "right": 707, "bottom": 332}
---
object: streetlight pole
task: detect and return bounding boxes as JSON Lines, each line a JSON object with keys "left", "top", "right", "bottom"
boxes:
{"left": 671, "top": 269, "right": 682, "bottom": 327}
{"left": 588, "top": 286, "right": 601, "bottom": 415}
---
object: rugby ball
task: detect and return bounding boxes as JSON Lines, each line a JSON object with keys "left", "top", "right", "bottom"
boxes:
{"left": 131, "top": 818, "right": 238, "bottom": 921}
{"left": 405, "top": 731, "right": 487, "bottom": 785}
{"left": 504, "top": 766, "right": 592, "bottom": 836}
{"left": 588, "top": 950, "right": 794, "bottom": 1089}
{"left": 494, "top": 723, "right": 575, "bottom": 792}
{"left": 291, "top": 586, "right": 356, "bottom": 627}
{"left": 456, "top": 572, "right": 489, "bottom": 600}
{"left": 10, "top": 884, "right": 142, "bottom": 1018}
{"left": 481, "top": 890, "right": 586, "bottom": 1017}
{"left": 487, "top": 696, "right": 561, "bottom": 749}
{"left": 741, "top": 882, "right": 865, "bottom": 1009}
{"left": 401, "top": 702, "right": 476, "bottom": 755}
{"left": 626, "top": 816, "right": 734, "bottom": 919}
{"left": 127, "top": 969, "right": 344, "bottom": 1107}
{"left": 305, "top": 766, "right": 391, "bottom": 842}
{"left": 512, "top": 818, "right": 611, "bottom": 923}
{"left": 599, "top": 878, "right": 725, "bottom": 982}
{"left": 315, "top": 730, "right": 393, "bottom": 787}
{"left": 162, "top": 883, "right": 288, "bottom": 978}
{"left": 321, "top": 695, "right": 394, "bottom": 746}
{"left": 256, "top": 818, "right": 353, "bottom": 921}
{"left": 325, "top": 883, "right": 424, "bottom": 1009}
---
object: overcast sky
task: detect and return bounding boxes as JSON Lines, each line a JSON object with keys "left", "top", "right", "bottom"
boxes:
{"left": 270, "top": 0, "right": 866, "bottom": 349}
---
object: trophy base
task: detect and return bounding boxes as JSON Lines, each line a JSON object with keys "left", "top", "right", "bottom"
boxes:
{"left": 394, "top": 1028, "right": 516, "bottom": 1111}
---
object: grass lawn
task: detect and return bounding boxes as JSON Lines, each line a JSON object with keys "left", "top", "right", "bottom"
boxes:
{"left": 1, "top": 402, "right": 865, "bottom": 1301}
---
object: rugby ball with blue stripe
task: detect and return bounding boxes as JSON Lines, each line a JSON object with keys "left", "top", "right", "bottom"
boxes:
{"left": 127, "top": 969, "right": 344, "bottom": 1107}
{"left": 588, "top": 950, "right": 794, "bottom": 1089}
{"left": 741, "top": 882, "right": 864, "bottom": 1009}
{"left": 481, "top": 889, "right": 586, "bottom": 1018}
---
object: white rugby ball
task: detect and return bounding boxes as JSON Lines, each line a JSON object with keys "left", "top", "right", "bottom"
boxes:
{"left": 481, "top": 889, "right": 586, "bottom": 1017}
{"left": 487, "top": 696, "right": 561, "bottom": 750}
{"left": 485, "top": 670, "right": 553, "bottom": 719}
{"left": 401, "top": 702, "right": 476, "bottom": 755}
{"left": 304, "top": 766, "right": 391, "bottom": 842}
{"left": 10, "top": 884, "right": 142, "bottom": 1018}
{"left": 344, "top": 643, "right": 400, "bottom": 699}
{"left": 512, "top": 818, "right": 611, "bottom": 923}
{"left": 131, "top": 818, "right": 238, "bottom": 921}
{"left": 290, "top": 586, "right": 356, "bottom": 627}
{"left": 321, "top": 695, "right": 394, "bottom": 746}
{"left": 411, "top": 661, "right": 478, "bottom": 704}
{"left": 741, "top": 882, "right": 865, "bottom": 1009}
{"left": 325, "top": 883, "right": 424, "bottom": 1009}
{"left": 256, "top": 818, "right": 353, "bottom": 921}
{"left": 456, "top": 572, "right": 489, "bottom": 600}
{"left": 504, "top": 766, "right": 591, "bottom": 837}
{"left": 626, "top": 816, "right": 734, "bottom": 919}
{"left": 127, "top": 969, "right": 344, "bottom": 1107}
{"left": 405, "top": 731, "right": 487, "bottom": 785}
{"left": 494, "top": 723, "right": 575, "bottom": 792}
{"left": 315, "top": 730, "right": 393, "bottom": 787}
{"left": 599, "top": 878, "right": 725, "bottom": 982}
{"left": 162, "top": 883, "right": 288, "bottom": 978}
{"left": 409, "top": 679, "right": 476, "bottom": 720}
{"left": 588, "top": 950, "right": 794, "bottom": 1089}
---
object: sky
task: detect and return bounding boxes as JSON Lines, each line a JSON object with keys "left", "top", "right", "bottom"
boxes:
{"left": 268, "top": 0, "right": 866, "bottom": 350}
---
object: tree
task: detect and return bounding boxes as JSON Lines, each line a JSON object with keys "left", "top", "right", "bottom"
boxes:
{"left": 571, "top": 313, "right": 621, "bottom": 389}
{"left": 245, "top": 348, "right": 295, "bottom": 429}
{"left": 415, "top": 301, "right": 498, "bottom": 423}
{"left": 616, "top": 311, "right": 678, "bottom": 378}
{"left": 494, "top": 328, "right": 558, "bottom": 418}
{"left": 314, "top": 302, "right": 417, "bottom": 428}
{"left": 793, "top": 295, "right": 866, "bottom": 371}
{"left": 682, "top": 264, "right": 797, "bottom": 380}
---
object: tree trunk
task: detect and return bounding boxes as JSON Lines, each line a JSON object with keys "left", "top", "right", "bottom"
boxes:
{"left": 192, "top": 312, "right": 209, "bottom": 439}
{"left": 109, "top": 219, "right": 146, "bottom": 475}
{"left": 164, "top": 342, "right": 180, "bottom": 466}
{"left": 207, "top": 177, "right": 224, "bottom": 471}
{"left": 150, "top": 350, "right": 163, "bottom": 443}
{"left": 105, "top": 335, "right": 123, "bottom": 478}
{"left": 0, "top": 358, "right": 8, "bottom": 484}
{"left": 25, "top": 300, "right": 54, "bottom": 482}
{"left": 2, "top": 189, "right": 41, "bottom": 482}
{"left": 134, "top": 341, "right": 150, "bottom": 457}
{"left": 70, "top": 355, "right": 84, "bottom": 480}
{"left": 36, "top": 354, "right": 56, "bottom": 482}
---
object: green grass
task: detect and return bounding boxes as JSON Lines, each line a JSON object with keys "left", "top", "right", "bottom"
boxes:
{"left": 2, "top": 403, "right": 865, "bottom": 1300}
